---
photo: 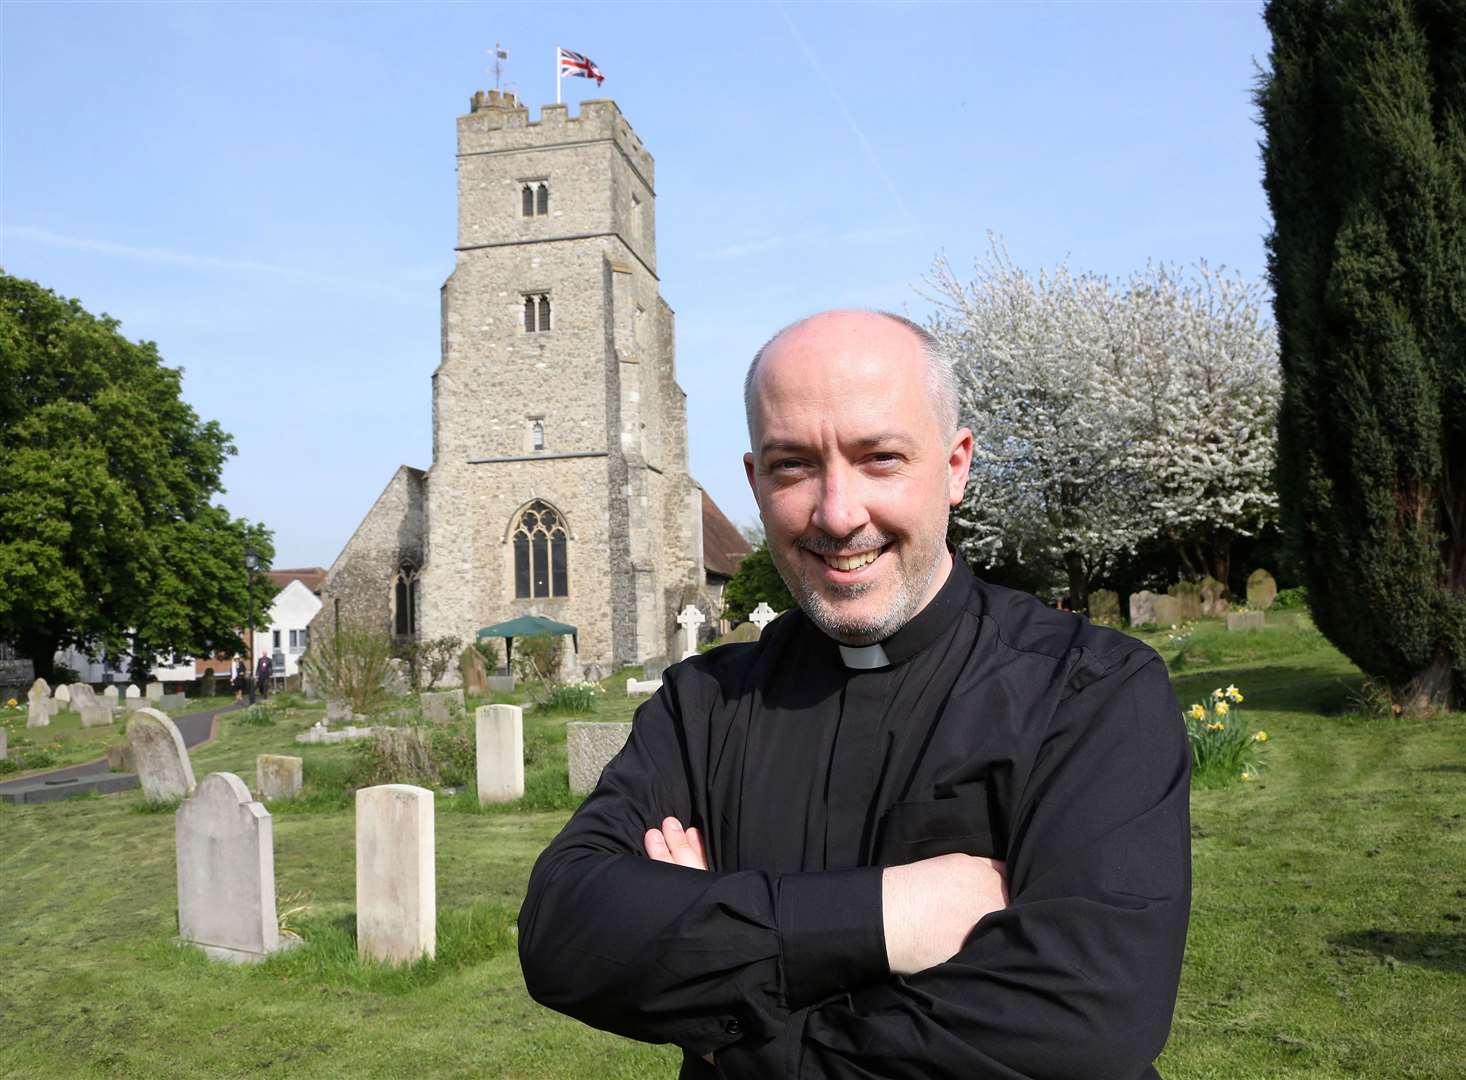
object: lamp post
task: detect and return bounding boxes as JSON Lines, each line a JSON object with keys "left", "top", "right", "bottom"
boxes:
{"left": 244, "top": 544, "right": 259, "bottom": 706}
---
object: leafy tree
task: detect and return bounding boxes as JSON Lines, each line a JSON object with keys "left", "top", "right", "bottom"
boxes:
{"left": 1258, "top": 0, "right": 1465, "bottom": 710}
{"left": 721, "top": 542, "right": 796, "bottom": 625}
{"left": 0, "top": 273, "right": 273, "bottom": 681}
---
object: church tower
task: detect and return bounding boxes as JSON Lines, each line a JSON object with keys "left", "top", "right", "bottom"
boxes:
{"left": 415, "top": 91, "right": 702, "bottom": 669}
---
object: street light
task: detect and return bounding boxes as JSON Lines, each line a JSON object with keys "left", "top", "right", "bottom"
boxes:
{"left": 244, "top": 545, "right": 259, "bottom": 706}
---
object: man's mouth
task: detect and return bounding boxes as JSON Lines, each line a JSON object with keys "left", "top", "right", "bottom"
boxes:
{"left": 810, "top": 543, "right": 890, "bottom": 572}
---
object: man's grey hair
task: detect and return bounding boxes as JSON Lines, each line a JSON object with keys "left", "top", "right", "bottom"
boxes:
{"left": 743, "top": 310, "right": 961, "bottom": 441}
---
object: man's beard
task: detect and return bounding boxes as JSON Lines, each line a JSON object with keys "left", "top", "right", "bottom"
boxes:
{"left": 773, "top": 527, "right": 945, "bottom": 646}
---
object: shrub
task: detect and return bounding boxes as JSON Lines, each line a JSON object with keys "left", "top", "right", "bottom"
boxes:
{"left": 542, "top": 681, "right": 603, "bottom": 715}
{"left": 235, "top": 703, "right": 276, "bottom": 727}
{"left": 473, "top": 638, "right": 500, "bottom": 672}
{"left": 513, "top": 635, "right": 564, "bottom": 682}
{"left": 0, "top": 758, "right": 18, "bottom": 775}
{"left": 19, "top": 748, "right": 57, "bottom": 770}
{"left": 1273, "top": 586, "right": 1308, "bottom": 610}
{"left": 300, "top": 625, "right": 395, "bottom": 715}
{"left": 1183, "top": 684, "right": 1267, "bottom": 787}
{"left": 348, "top": 724, "right": 476, "bottom": 789}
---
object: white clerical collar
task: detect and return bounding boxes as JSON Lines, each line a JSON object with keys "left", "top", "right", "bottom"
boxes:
{"left": 838, "top": 642, "right": 891, "bottom": 670}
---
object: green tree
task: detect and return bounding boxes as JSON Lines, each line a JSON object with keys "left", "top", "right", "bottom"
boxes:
{"left": 721, "top": 542, "right": 796, "bottom": 625}
{"left": 1258, "top": 0, "right": 1466, "bottom": 710}
{"left": 0, "top": 273, "right": 273, "bottom": 682}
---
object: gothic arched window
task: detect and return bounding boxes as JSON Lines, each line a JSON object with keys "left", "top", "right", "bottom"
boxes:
{"left": 536, "top": 182, "right": 549, "bottom": 215}
{"left": 523, "top": 293, "right": 551, "bottom": 333}
{"left": 393, "top": 564, "right": 419, "bottom": 638}
{"left": 538, "top": 294, "right": 552, "bottom": 332}
{"left": 522, "top": 185, "right": 534, "bottom": 217}
{"left": 524, "top": 295, "right": 536, "bottom": 332}
{"left": 513, "top": 501, "right": 568, "bottom": 599}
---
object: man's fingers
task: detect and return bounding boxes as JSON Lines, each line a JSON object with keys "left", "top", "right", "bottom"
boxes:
{"left": 685, "top": 826, "right": 708, "bottom": 870}
{"left": 661, "top": 817, "right": 703, "bottom": 869}
{"left": 644, "top": 828, "right": 672, "bottom": 863}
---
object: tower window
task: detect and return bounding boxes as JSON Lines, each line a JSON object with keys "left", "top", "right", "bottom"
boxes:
{"left": 393, "top": 564, "right": 419, "bottom": 638}
{"left": 536, "top": 182, "right": 549, "bottom": 215}
{"left": 538, "top": 294, "right": 551, "bottom": 332}
{"left": 522, "top": 185, "right": 534, "bottom": 217}
{"left": 531, "top": 419, "right": 545, "bottom": 451}
{"left": 521, "top": 181, "right": 549, "bottom": 217}
{"left": 512, "top": 501, "right": 569, "bottom": 598}
{"left": 522, "top": 293, "right": 551, "bottom": 332}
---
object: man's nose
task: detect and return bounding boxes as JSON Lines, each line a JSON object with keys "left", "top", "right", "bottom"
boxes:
{"left": 810, "top": 464, "right": 870, "bottom": 539}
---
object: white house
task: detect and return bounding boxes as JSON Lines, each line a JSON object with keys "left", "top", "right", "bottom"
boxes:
{"left": 54, "top": 643, "right": 194, "bottom": 686}
{"left": 251, "top": 573, "right": 324, "bottom": 682}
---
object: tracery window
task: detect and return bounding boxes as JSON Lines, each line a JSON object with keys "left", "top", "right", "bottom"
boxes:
{"left": 521, "top": 181, "right": 549, "bottom": 217}
{"left": 523, "top": 293, "right": 551, "bottom": 332}
{"left": 512, "top": 501, "right": 568, "bottom": 599}
{"left": 393, "top": 564, "right": 419, "bottom": 638}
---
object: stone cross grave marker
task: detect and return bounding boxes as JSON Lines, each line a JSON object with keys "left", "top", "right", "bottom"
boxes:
{"left": 475, "top": 704, "right": 523, "bottom": 806}
{"left": 27, "top": 678, "right": 52, "bottom": 728}
{"left": 127, "top": 708, "right": 196, "bottom": 801}
{"left": 749, "top": 602, "right": 779, "bottom": 632}
{"left": 676, "top": 605, "right": 705, "bottom": 660}
{"left": 176, "top": 771, "right": 289, "bottom": 963}
{"left": 356, "top": 784, "right": 436, "bottom": 964}
{"left": 567, "top": 721, "right": 633, "bottom": 796}
{"left": 256, "top": 754, "right": 303, "bottom": 800}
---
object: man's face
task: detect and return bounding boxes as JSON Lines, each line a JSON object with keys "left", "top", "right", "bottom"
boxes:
{"left": 743, "top": 311, "right": 972, "bottom": 645}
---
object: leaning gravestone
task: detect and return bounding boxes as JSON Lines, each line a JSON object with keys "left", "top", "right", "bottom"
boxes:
{"left": 176, "top": 771, "right": 289, "bottom": 963}
{"left": 1199, "top": 576, "right": 1230, "bottom": 617}
{"left": 27, "top": 678, "right": 52, "bottom": 728}
{"left": 1152, "top": 595, "right": 1183, "bottom": 628}
{"left": 1129, "top": 590, "right": 1157, "bottom": 626}
{"left": 1169, "top": 581, "right": 1203, "bottom": 621}
{"left": 70, "top": 684, "right": 111, "bottom": 728}
{"left": 459, "top": 646, "right": 488, "bottom": 697}
{"left": 256, "top": 754, "right": 303, "bottom": 800}
{"left": 146, "top": 682, "right": 164, "bottom": 702}
{"left": 1088, "top": 589, "right": 1120, "bottom": 625}
{"left": 566, "top": 721, "right": 633, "bottom": 796}
{"left": 475, "top": 704, "right": 523, "bottom": 805}
{"left": 127, "top": 708, "right": 196, "bottom": 801}
{"left": 420, "top": 689, "right": 463, "bottom": 724}
{"left": 356, "top": 784, "right": 436, "bottom": 963}
{"left": 1247, "top": 569, "right": 1278, "bottom": 611}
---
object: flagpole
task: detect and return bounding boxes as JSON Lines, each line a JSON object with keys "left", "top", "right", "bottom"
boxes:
{"left": 555, "top": 45, "right": 561, "bottom": 104}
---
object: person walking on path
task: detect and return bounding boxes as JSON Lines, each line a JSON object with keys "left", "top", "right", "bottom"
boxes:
{"left": 255, "top": 654, "right": 272, "bottom": 699}
{"left": 232, "top": 658, "right": 247, "bottom": 702}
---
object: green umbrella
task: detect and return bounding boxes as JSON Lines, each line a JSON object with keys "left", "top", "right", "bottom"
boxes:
{"left": 476, "top": 615, "right": 578, "bottom": 670}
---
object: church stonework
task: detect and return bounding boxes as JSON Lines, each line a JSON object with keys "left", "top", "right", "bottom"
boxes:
{"left": 316, "top": 91, "right": 706, "bottom": 673}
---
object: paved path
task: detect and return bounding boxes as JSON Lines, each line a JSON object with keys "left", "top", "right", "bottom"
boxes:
{"left": 0, "top": 699, "right": 245, "bottom": 804}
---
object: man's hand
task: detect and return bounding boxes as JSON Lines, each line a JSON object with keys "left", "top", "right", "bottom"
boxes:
{"left": 644, "top": 816, "right": 709, "bottom": 870}
{"left": 882, "top": 853, "right": 1009, "bottom": 975}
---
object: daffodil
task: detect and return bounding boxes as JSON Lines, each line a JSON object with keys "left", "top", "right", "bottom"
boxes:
{"left": 1212, "top": 687, "right": 1225, "bottom": 699}
{"left": 1253, "top": 730, "right": 1268, "bottom": 743}
{"left": 1188, "top": 704, "right": 1207, "bottom": 721}
{"left": 1240, "top": 771, "right": 1252, "bottom": 781}
{"left": 1206, "top": 721, "right": 1225, "bottom": 732}
{"left": 1230, "top": 691, "right": 1245, "bottom": 703}
{"left": 1215, "top": 701, "right": 1230, "bottom": 716}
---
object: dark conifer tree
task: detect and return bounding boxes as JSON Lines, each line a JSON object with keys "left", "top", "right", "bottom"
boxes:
{"left": 1259, "top": 0, "right": 1466, "bottom": 709}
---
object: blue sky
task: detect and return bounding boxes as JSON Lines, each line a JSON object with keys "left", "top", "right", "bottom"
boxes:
{"left": 2, "top": 1, "right": 1272, "bottom": 567}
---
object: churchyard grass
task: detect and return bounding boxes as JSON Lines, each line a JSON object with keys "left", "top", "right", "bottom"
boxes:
{"left": 1, "top": 627, "right": 1461, "bottom": 1078}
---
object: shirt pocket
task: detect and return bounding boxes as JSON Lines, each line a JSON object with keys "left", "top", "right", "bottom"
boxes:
{"left": 874, "top": 783, "right": 1001, "bottom": 864}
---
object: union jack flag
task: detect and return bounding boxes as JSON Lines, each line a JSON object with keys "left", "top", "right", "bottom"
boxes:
{"left": 557, "top": 47, "right": 605, "bottom": 85}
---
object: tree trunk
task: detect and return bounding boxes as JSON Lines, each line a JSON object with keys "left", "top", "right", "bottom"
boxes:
{"left": 1063, "top": 552, "right": 1090, "bottom": 614}
{"left": 1209, "top": 532, "right": 1233, "bottom": 594}
{"left": 17, "top": 630, "right": 61, "bottom": 685}
{"left": 1400, "top": 648, "right": 1461, "bottom": 713}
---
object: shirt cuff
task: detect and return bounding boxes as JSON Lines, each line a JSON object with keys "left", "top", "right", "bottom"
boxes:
{"left": 777, "top": 865, "right": 888, "bottom": 1010}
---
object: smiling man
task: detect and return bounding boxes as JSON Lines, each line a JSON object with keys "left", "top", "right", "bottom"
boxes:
{"left": 519, "top": 310, "right": 1191, "bottom": 1079}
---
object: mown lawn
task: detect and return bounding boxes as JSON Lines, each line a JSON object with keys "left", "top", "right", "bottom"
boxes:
{"left": 0, "top": 623, "right": 1461, "bottom": 1079}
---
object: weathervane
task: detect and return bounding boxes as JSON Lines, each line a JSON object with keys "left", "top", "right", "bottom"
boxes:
{"left": 488, "top": 43, "right": 509, "bottom": 91}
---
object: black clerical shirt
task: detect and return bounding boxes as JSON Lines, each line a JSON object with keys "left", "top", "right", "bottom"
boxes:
{"left": 519, "top": 557, "right": 1190, "bottom": 1079}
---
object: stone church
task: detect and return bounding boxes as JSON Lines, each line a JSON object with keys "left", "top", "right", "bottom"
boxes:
{"left": 315, "top": 90, "right": 750, "bottom": 675}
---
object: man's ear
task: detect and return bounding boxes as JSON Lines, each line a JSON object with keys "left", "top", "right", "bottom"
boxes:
{"left": 947, "top": 427, "right": 974, "bottom": 506}
{"left": 744, "top": 452, "right": 759, "bottom": 504}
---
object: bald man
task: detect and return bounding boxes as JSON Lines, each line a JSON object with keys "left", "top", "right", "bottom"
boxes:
{"left": 519, "top": 311, "right": 1190, "bottom": 1079}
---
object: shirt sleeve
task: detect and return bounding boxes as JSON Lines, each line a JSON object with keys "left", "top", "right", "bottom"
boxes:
{"left": 714, "top": 650, "right": 1191, "bottom": 1080}
{"left": 517, "top": 672, "right": 890, "bottom": 1060}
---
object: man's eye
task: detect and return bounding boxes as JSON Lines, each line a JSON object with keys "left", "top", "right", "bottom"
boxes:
{"left": 770, "top": 459, "right": 804, "bottom": 472}
{"left": 868, "top": 454, "right": 901, "bottom": 467}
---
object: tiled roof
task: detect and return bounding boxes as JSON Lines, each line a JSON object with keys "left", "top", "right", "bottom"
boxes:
{"left": 701, "top": 489, "right": 753, "bottom": 580}
{"left": 265, "top": 567, "right": 327, "bottom": 594}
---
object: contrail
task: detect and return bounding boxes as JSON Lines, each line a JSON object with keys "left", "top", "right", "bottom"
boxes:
{"left": 776, "top": 2, "right": 914, "bottom": 224}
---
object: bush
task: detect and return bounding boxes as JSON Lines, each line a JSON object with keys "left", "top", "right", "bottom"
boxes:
{"left": 473, "top": 638, "right": 500, "bottom": 672}
{"left": 19, "top": 748, "right": 56, "bottom": 770}
{"left": 1183, "top": 684, "right": 1267, "bottom": 787}
{"left": 235, "top": 703, "right": 276, "bottom": 727}
{"left": 0, "top": 758, "right": 18, "bottom": 775}
{"left": 349, "top": 723, "right": 477, "bottom": 789}
{"left": 542, "top": 681, "right": 603, "bottom": 715}
{"left": 300, "top": 625, "right": 395, "bottom": 715}
{"left": 512, "top": 635, "right": 564, "bottom": 682}
{"left": 393, "top": 635, "right": 463, "bottom": 691}
{"left": 1273, "top": 586, "right": 1308, "bottom": 610}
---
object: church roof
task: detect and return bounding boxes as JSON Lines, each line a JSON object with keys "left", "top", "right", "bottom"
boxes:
{"left": 265, "top": 567, "right": 328, "bottom": 594}
{"left": 701, "top": 490, "right": 753, "bottom": 580}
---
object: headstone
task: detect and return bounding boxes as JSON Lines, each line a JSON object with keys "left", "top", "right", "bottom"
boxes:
{"left": 676, "top": 605, "right": 706, "bottom": 660}
{"left": 475, "top": 704, "right": 523, "bottom": 805}
{"left": 256, "top": 754, "right": 303, "bottom": 800}
{"left": 1088, "top": 589, "right": 1120, "bottom": 625}
{"left": 1129, "top": 590, "right": 1157, "bottom": 626}
{"left": 723, "top": 622, "right": 760, "bottom": 644}
{"left": 125, "top": 684, "right": 142, "bottom": 699}
{"left": 459, "top": 647, "right": 488, "bottom": 697}
{"left": 54, "top": 684, "right": 72, "bottom": 705}
{"left": 749, "top": 602, "right": 779, "bottom": 632}
{"left": 296, "top": 722, "right": 384, "bottom": 745}
{"left": 642, "top": 656, "right": 670, "bottom": 682}
{"left": 106, "top": 743, "right": 134, "bottom": 772}
{"left": 127, "top": 708, "right": 196, "bottom": 801}
{"left": 1227, "top": 611, "right": 1266, "bottom": 633}
{"left": 356, "top": 784, "right": 435, "bottom": 964}
{"left": 1169, "top": 581, "right": 1203, "bottom": 622}
{"left": 383, "top": 659, "right": 409, "bottom": 697}
{"left": 158, "top": 692, "right": 186, "bottom": 713}
{"left": 123, "top": 696, "right": 149, "bottom": 713}
{"left": 27, "top": 678, "right": 52, "bottom": 728}
{"left": 72, "top": 684, "right": 111, "bottom": 727}
{"left": 421, "top": 689, "right": 463, "bottom": 724}
{"left": 1199, "top": 576, "right": 1229, "bottom": 617}
{"left": 176, "top": 771, "right": 288, "bottom": 963}
{"left": 1247, "top": 569, "right": 1278, "bottom": 611}
{"left": 486, "top": 674, "right": 516, "bottom": 693}
{"left": 556, "top": 643, "right": 583, "bottom": 683}
{"left": 146, "top": 682, "right": 164, "bottom": 702}
{"left": 1152, "top": 595, "right": 1183, "bottom": 627}
{"left": 325, "top": 698, "right": 352, "bottom": 724}
{"left": 102, "top": 685, "right": 120, "bottom": 708}
{"left": 626, "top": 677, "right": 661, "bottom": 696}
{"left": 0, "top": 726, "right": 7, "bottom": 760}
{"left": 566, "top": 721, "right": 633, "bottom": 796}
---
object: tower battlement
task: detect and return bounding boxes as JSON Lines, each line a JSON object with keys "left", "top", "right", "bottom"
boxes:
{"left": 458, "top": 92, "right": 653, "bottom": 188}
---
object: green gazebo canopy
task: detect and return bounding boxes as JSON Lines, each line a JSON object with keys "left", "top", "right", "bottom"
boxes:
{"left": 476, "top": 615, "right": 578, "bottom": 669}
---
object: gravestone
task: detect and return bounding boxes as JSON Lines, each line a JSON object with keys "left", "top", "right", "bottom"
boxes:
{"left": 157, "top": 692, "right": 186, "bottom": 713}
{"left": 1152, "top": 595, "right": 1183, "bottom": 627}
{"left": 0, "top": 726, "right": 7, "bottom": 760}
{"left": 176, "top": 771, "right": 287, "bottom": 963}
{"left": 486, "top": 674, "right": 516, "bottom": 693}
{"left": 123, "top": 697, "right": 149, "bottom": 714}
{"left": 256, "top": 754, "right": 303, "bottom": 800}
{"left": 723, "top": 622, "right": 760, "bottom": 645}
{"left": 1227, "top": 611, "right": 1266, "bottom": 633}
{"left": 146, "top": 682, "right": 164, "bottom": 702}
{"left": 71, "top": 684, "right": 111, "bottom": 728}
{"left": 127, "top": 708, "right": 196, "bottom": 801}
{"left": 383, "top": 659, "right": 409, "bottom": 697}
{"left": 642, "top": 656, "right": 670, "bottom": 682}
{"left": 356, "top": 784, "right": 436, "bottom": 964}
{"left": 1199, "top": 576, "right": 1230, "bottom": 617}
{"left": 459, "top": 646, "right": 488, "bottom": 697}
{"left": 1088, "top": 589, "right": 1120, "bottom": 625}
{"left": 475, "top": 704, "right": 523, "bottom": 805}
{"left": 125, "top": 684, "right": 142, "bottom": 699}
{"left": 749, "top": 602, "right": 779, "bottom": 632}
{"left": 325, "top": 698, "right": 352, "bottom": 725}
{"left": 54, "top": 684, "right": 71, "bottom": 705}
{"left": 107, "top": 743, "right": 134, "bottom": 772}
{"left": 1247, "top": 569, "right": 1278, "bottom": 611}
{"left": 676, "top": 605, "right": 705, "bottom": 660}
{"left": 421, "top": 689, "right": 463, "bottom": 724}
{"left": 1129, "top": 590, "right": 1157, "bottom": 626}
{"left": 626, "top": 677, "right": 661, "bottom": 696}
{"left": 1169, "top": 581, "right": 1203, "bottom": 621}
{"left": 566, "top": 721, "right": 633, "bottom": 796}
{"left": 102, "top": 685, "right": 120, "bottom": 709}
{"left": 27, "top": 678, "right": 52, "bottom": 728}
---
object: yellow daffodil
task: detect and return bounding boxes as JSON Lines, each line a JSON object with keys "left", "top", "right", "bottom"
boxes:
{"left": 1206, "top": 721, "right": 1225, "bottom": 732}
{"left": 1253, "top": 730, "right": 1268, "bottom": 743}
{"left": 1188, "top": 704, "right": 1207, "bottom": 721}
{"left": 1212, "top": 687, "right": 1225, "bottom": 699}
{"left": 1240, "top": 771, "right": 1252, "bottom": 781}
{"left": 4, "top": 698, "right": 15, "bottom": 707}
{"left": 1230, "top": 691, "right": 1245, "bottom": 703}
{"left": 1215, "top": 701, "right": 1230, "bottom": 716}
